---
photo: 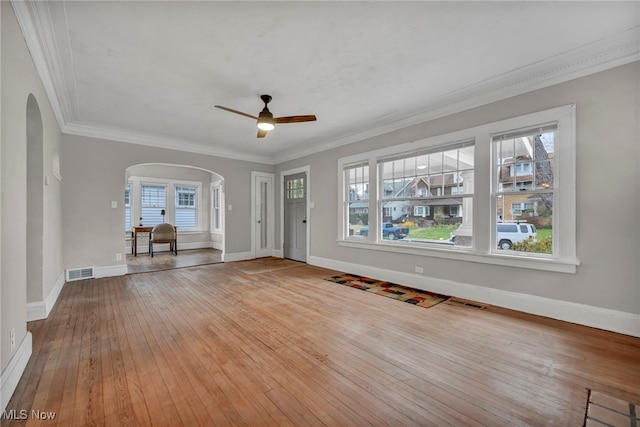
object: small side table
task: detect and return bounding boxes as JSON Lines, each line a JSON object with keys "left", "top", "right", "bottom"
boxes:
{"left": 132, "top": 226, "right": 153, "bottom": 256}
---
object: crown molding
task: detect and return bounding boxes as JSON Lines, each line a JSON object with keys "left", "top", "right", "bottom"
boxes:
{"left": 63, "top": 122, "right": 276, "bottom": 164}
{"left": 12, "top": 1, "right": 74, "bottom": 129}
{"left": 274, "top": 27, "right": 640, "bottom": 163}
{"left": 13, "top": 0, "right": 639, "bottom": 166}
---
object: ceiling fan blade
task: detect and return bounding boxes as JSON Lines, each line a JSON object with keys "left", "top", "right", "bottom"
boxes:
{"left": 214, "top": 105, "right": 259, "bottom": 120}
{"left": 274, "top": 115, "right": 317, "bottom": 124}
{"left": 257, "top": 129, "right": 267, "bottom": 138}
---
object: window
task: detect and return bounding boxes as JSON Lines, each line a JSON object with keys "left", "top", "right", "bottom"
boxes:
{"left": 140, "top": 185, "right": 166, "bottom": 226}
{"left": 451, "top": 186, "right": 464, "bottom": 195}
{"left": 494, "top": 125, "right": 555, "bottom": 254}
{"left": 344, "top": 162, "right": 369, "bottom": 238}
{"left": 337, "top": 105, "right": 576, "bottom": 273}
{"left": 124, "top": 184, "right": 131, "bottom": 232}
{"left": 287, "top": 178, "right": 305, "bottom": 199}
{"left": 511, "top": 162, "right": 532, "bottom": 176}
{"left": 175, "top": 186, "right": 197, "bottom": 229}
{"left": 129, "top": 177, "right": 204, "bottom": 232}
{"left": 212, "top": 182, "right": 223, "bottom": 232}
{"left": 378, "top": 142, "right": 474, "bottom": 245}
{"left": 414, "top": 206, "right": 430, "bottom": 217}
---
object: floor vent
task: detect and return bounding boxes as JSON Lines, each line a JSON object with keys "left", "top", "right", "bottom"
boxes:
{"left": 446, "top": 298, "right": 488, "bottom": 310}
{"left": 66, "top": 267, "right": 95, "bottom": 282}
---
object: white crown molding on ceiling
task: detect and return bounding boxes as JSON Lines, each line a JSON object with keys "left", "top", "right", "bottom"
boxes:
{"left": 274, "top": 26, "right": 640, "bottom": 164}
{"left": 63, "top": 122, "right": 275, "bottom": 165}
{"left": 12, "top": 1, "right": 640, "bottom": 166}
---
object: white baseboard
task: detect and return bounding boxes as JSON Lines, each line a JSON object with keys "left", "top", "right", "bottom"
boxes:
{"left": 128, "top": 241, "right": 215, "bottom": 255}
{"left": 26, "top": 302, "right": 46, "bottom": 322}
{"left": 0, "top": 332, "right": 32, "bottom": 411}
{"left": 272, "top": 249, "right": 283, "bottom": 258}
{"left": 27, "top": 272, "right": 66, "bottom": 322}
{"left": 223, "top": 251, "right": 254, "bottom": 262}
{"left": 178, "top": 242, "right": 215, "bottom": 251}
{"left": 212, "top": 241, "right": 224, "bottom": 251}
{"left": 94, "top": 264, "right": 128, "bottom": 279}
{"left": 309, "top": 256, "right": 640, "bottom": 338}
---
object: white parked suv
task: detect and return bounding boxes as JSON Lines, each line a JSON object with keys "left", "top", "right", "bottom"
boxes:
{"left": 497, "top": 222, "right": 537, "bottom": 250}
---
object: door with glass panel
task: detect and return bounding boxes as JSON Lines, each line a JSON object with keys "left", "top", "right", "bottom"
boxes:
{"left": 254, "top": 173, "right": 273, "bottom": 258}
{"left": 284, "top": 172, "right": 307, "bottom": 262}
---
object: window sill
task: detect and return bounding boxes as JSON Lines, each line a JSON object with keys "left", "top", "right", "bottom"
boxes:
{"left": 337, "top": 239, "right": 579, "bottom": 274}
{"left": 178, "top": 229, "right": 207, "bottom": 235}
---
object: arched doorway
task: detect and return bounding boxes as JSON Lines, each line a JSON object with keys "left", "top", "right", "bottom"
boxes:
{"left": 26, "top": 94, "right": 44, "bottom": 305}
{"left": 124, "top": 163, "right": 224, "bottom": 273}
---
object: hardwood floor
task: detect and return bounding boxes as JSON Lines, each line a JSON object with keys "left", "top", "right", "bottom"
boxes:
{"left": 126, "top": 248, "right": 222, "bottom": 274}
{"left": 4, "top": 262, "right": 640, "bottom": 426}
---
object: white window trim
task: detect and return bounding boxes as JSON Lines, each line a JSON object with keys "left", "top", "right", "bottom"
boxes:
{"left": 124, "top": 182, "right": 132, "bottom": 233}
{"left": 211, "top": 180, "right": 224, "bottom": 233}
{"left": 130, "top": 176, "right": 204, "bottom": 232}
{"left": 337, "top": 105, "right": 578, "bottom": 273}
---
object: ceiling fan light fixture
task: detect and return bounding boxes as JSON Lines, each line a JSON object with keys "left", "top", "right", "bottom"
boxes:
{"left": 257, "top": 109, "right": 275, "bottom": 131}
{"left": 215, "top": 94, "right": 316, "bottom": 138}
{"left": 257, "top": 119, "right": 275, "bottom": 131}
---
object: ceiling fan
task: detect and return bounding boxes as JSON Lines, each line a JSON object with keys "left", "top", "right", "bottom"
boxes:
{"left": 215, "top": 95, "right": 317, "bottom": 138}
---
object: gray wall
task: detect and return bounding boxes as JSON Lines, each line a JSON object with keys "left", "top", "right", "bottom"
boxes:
{"left": 61, "top": 135, "right": 272, "bottom": 269}
{"left": 1, "top": 2, "right": 64, "bottom": 371}
{"left": 276, "top": 62, "right": 640, "bottom": 315}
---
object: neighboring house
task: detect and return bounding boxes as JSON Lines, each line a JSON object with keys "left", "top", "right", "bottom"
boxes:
{"left": 408, "top": 175, "right": 463, "bottom": 224}
{"left": 382, "top": 173, "right": 463, "bottom": 223}
{"left": 497, "top": 150, "right": 554, "bottom": 222}
{"left": 380, "top": 174, "right": 463, "bottom": 225}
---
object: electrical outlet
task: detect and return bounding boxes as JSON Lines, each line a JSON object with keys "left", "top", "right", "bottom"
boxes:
{"left": 415, "top": 266, "right": 424, "bottom": 274}
{"left": 111, "top": 201, "right": 118, "bottom": 208}
{"left": 115, "top": 253, "right": 123, "bottom": 261}
{"left": 10, "top": 328, "right": 16, "bottom": 351}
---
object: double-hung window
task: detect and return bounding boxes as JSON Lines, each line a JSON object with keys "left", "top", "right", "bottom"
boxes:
{"left": 378, "top": 142, "right": 474, "bottom": 244}
{"left": 175, "top": 186, "right": 197, "bottom": 229}
{"left": 140, "top": 185, "right": 166, "bottom": 226}
{"left": 124, "top": 184, "right": 131, "bottom": 232}
{"left": 212, "top": 182, "right": 223, "bottom": 232}
{"left": 338, "top": 105, "right": 576, "bottom": 273}
{"left": 344, "top": 162, "right": 369, "bottom": 238}
{"left": 129, "top": 178, "right": 203, "bottom": 232}
{"left": 493, "top": 124, "right": 557, "bottom": 254}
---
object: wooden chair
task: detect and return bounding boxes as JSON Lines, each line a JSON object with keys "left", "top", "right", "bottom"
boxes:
{"left": 149, "top": 223, "right": 177, "bottom": 257}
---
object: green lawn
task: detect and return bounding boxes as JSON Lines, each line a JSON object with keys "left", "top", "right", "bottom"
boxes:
{"left": 537, "top": 228, "right": 553, "bottom": 240}
{"left": 357, "top": 223, "right": 552, "bottom": 241}
{"left": 408, "top": 224, "right": 458, "bottom": 240}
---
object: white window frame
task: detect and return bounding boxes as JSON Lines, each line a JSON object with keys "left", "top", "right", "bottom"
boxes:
{"left": 124, "top": 183, "right": 132, "bottom": 232}
{"left": 414, "top": 206, "right": 430, "bottom": 217}
{"left": 130, "top": 176, "right": 204, "bottom": 232}
{"left": 337, "top": 105, "right": 577, "bottom": 273}
{"left": 175, "top": 185, "right": 198, "bottom": 229}
{"left": 140, "top": 183, "right": 167, "bottom": 227}
{"left": 211, "top": 180, "right": 224, "bottom": 233}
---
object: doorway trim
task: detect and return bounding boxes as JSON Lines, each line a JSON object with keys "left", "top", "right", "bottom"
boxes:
{"left": 251, "top": 171, "right": 275, "bottom": 259}
{"left": 279, "top": 165, "right": 310, "bottom": 261}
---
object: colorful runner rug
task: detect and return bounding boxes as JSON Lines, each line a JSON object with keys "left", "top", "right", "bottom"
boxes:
{"left": 325, "top": 273, "right": 449, "bottom": 309}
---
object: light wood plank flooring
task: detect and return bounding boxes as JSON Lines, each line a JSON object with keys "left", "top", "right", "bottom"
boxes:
{"left": 4, "top": 262, "right": 640, "bottom": 426}
{"left": 126, "top": 248, "right": 222, "bottom": 274}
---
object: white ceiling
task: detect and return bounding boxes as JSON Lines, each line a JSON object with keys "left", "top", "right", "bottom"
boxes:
{"left": 13, "top": 1, "right": 640, "bottom": 164}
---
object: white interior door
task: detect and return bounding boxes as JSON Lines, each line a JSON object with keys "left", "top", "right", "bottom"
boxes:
{"left": 284, "top": 172, "right": 307, "bottom": 262}
{"left": 252, "top": 172, "right": 273, "bottom": 258}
